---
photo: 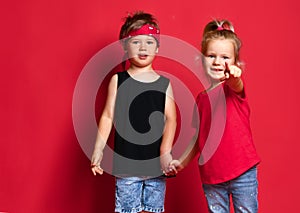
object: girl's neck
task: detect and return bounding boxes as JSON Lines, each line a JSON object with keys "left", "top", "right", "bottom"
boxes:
{"left": 206, "top": 80, "right": 224, "bottom": 92}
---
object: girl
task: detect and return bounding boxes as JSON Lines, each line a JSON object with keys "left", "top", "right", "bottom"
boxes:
{"left": 170, "top": 19, "right": 260, "bottom": 213}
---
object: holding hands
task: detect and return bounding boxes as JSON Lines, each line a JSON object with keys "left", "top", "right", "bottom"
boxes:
{"left": 160, "top": 152, "right": 177, "bottom": 176}
{"left": 162, "top": 158, "right": 185, "bottom": 176}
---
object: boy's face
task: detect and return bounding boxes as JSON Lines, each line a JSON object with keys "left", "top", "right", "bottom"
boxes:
{"left": 126, "top": 35, "right": 158, "bottom": 68}
{"left": 204, "top": 38, "right": 235, "bottom": 81}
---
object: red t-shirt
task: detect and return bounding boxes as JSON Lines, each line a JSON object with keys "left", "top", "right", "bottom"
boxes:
{"left": 194, "top": 83, "right": 260, "bottom": 184}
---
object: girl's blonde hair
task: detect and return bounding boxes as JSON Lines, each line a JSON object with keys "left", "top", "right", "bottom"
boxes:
{"left": 201, "top": 19, "right": 242, "bottom": 64}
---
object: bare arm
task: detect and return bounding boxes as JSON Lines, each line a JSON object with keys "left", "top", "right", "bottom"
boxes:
{"left": 179, "top": 134, "right": 199, "bottom": 166}
{"left": 169, "top": 132, "right": 200, "bottom": 173}
{"left": 91, "top": 74, "right": 118, "bottom": 175}
{"left": 169, "top": 103, "right": 200, "bottom": 173}
{"left": 225, "top": 63, "right": 244, "bottom": 95}
{"left": 160, "top": 83, "right": 177, "bottom": 174}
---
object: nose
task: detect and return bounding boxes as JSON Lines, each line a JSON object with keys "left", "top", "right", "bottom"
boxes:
{"left": 139, "top": 41, "right": 147, "bottom": 50}
{"left": 213, "top": 56, "right": 221, "bottom": 65}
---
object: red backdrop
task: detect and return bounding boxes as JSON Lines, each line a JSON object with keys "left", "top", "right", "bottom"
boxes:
{"left": 1, "top": 0, "right": 299, "bottom": 212}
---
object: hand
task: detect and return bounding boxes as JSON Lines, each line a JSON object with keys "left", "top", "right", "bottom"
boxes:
{"left": 91, "top": 150, "right": 104, "bottom": 176}
{"left": 160, "top": 152, "right": 175, "bottom": 176}
{"left": 224, "top": 62, "right": 242, "bottom": 79}
{"left": 169, "top": 159, "right": 184, "bottom": 173}
{"left": 91, "top": 165, "right": 104, "bottom": 176}
{"left": 224, "top": 62, "right": 244, "bottom": 93}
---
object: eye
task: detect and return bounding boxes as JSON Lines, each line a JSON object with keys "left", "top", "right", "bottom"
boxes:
{"left": 147, "top": 41, "right": 154, "bottom": 45}
{"left": 129, "top": 39, "right": 140, "bottom": 45}
{"left": 206, "top": 54, "right": 215, "bottom": 59}
{"left": 131, "top": 40, "right": 140, "bottom": 45}
{"left": 222, "top": 56, "right": 230, "bottom": 60}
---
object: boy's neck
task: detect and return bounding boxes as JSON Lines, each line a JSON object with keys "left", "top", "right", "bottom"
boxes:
{"left": 127, "top": 64, "right": 154, "bottom": 74}
{"left": 127, "top": 66, "right": 160, "bottom": 83}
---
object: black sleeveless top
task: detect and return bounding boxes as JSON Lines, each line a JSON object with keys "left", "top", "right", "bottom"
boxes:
{"left": 113, "top": 71, "right": 170, "bottom": 177}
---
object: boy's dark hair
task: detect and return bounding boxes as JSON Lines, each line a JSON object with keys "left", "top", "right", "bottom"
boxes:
{"left": 119, "top": 11, "right": 160, "bottom": 40}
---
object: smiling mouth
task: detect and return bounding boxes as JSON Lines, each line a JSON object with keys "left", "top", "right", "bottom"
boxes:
{"left": 211, "top": 68, "right": 224, "bottom": 72}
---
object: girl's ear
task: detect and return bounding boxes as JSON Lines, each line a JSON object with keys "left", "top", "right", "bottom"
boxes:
{"left": 155, "top": 47, "right": 159, "bottom": 53}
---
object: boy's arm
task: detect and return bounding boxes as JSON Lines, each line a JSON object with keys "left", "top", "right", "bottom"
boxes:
{"left": 91, "top": 74, "right": 118, "bottom": 175}
{"left": 160, "top": 83, "right": 177, "bottom": 174}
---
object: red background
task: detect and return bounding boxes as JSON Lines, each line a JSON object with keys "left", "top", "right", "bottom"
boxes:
{"left": 1, "top": 0, "right": 299, "bottom": 212}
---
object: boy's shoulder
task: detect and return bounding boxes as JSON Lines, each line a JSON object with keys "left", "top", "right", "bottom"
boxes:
{"left": 116, "top": 70, "right": 128, "bottom": 76}
{"left": 158, "top": 74, "right": 169, "bottom": 82}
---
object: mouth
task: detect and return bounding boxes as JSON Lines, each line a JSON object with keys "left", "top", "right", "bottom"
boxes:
{"left": 208, "top": 68, "right": 226, "bottom": 80}
{"left": 138, "top": 54, "right": 148, "bottom": 60}
{"left": 211, "top": 68, "right": 224, "bottom": 72}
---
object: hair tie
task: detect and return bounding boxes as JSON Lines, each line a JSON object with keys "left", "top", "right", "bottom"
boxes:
{"left": 216, "top": 24, "right": 234, "bottom": 32}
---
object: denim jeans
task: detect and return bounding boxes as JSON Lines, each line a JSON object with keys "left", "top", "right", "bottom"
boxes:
{"left": 203, "top": 166, "right": 258, "bottom": 213}
{"left": 115, "top": 176, "right": 166, "bottom": 213}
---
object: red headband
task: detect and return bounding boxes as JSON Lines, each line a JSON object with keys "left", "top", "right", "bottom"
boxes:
{"left": 122, "top": 24, "right": 160, "bottom": 43}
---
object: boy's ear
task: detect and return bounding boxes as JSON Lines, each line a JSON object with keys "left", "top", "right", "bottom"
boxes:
{"left": 120, "top": 40, "right": 128, "bottom": 51}
{"left": 122, "top": 44, "right": 127, "bottom": 51}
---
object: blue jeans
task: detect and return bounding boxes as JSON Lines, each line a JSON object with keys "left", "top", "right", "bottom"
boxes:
{"left": 203, "top": 166, "right": 258, "bottom": 213}
{"left": 115, "top": 176, "right": 166, "bottom": 213}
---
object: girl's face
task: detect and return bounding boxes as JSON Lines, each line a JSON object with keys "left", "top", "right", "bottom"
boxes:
{"left": 204, "top": 38, "right": 235, "bottom": 81}
{"left": 126, "top": 35, "right": 158, "bottom": 68}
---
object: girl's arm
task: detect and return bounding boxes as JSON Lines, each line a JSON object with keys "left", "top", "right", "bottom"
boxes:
{"left": 169, "top": 133, "right": 200, "bottom": 172}
{"left": 169, "top": 102, "right": 200, "bottom": 173}
{"left": 225, "top": 63, "right": 244, "bottom": 95}
{"left": 160, "top": 83, "right": 177, "bottom": 174}
{"left": 179, "top": 134, "right": 199, "bottom": 168}
{"left": 91, "top": 74, "right": 118, "bottom": 176}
